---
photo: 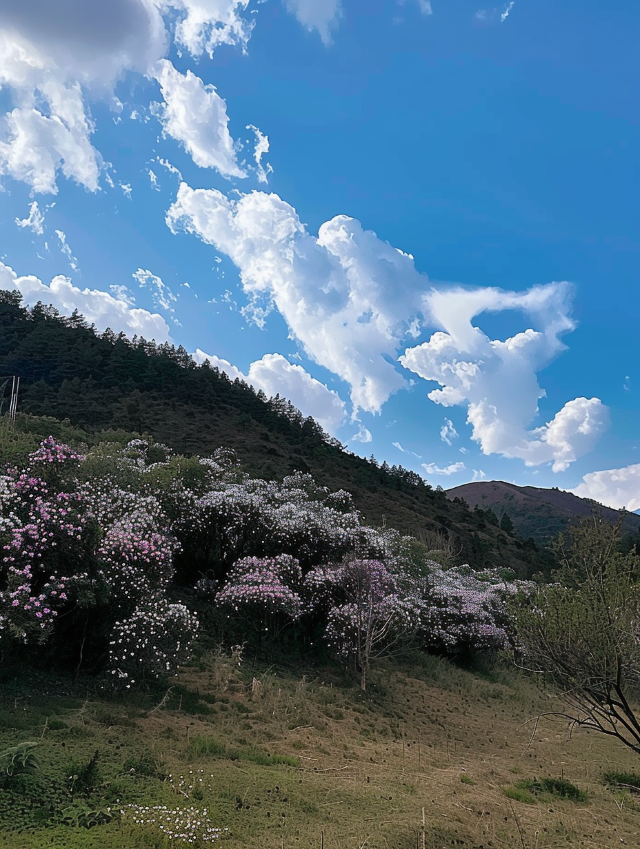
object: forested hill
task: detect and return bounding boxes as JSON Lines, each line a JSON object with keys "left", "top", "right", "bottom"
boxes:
{"left": 0, "top": 291, "right": 555, "bottom": 577}
{"left": 446, "top": 480, "right": 640, "bottom": 547}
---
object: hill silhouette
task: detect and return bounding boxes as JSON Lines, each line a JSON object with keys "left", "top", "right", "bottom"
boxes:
{"left": 0, "top": 290, "right": 557, "bottom": 578}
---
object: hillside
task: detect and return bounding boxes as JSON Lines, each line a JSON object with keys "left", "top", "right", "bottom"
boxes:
{"left": 445, "top": 480, "right": 640, "bottom": 546}
{"left": 0, "top": 290, "right": 556, "bottom": 578}
{"left": 3, "top": 654, "right": 640, "bottom": 849}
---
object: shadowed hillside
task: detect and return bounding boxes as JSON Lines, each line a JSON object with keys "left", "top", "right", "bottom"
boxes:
{"left": 446, "top": 479, "right": 640, "bottom": 546}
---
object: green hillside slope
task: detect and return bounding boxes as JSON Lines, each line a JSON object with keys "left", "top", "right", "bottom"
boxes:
{"left": 0, "top": 291, "right": 556, "bottom": 577}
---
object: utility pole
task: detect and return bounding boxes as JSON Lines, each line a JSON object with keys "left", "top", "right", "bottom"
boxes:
{"left": 0, "top": 376, "right": 19, "bottom": 425}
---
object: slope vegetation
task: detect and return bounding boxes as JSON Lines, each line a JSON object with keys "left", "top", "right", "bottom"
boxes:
{"left": 0, "top": 291, "right": 555, "bottom": 577}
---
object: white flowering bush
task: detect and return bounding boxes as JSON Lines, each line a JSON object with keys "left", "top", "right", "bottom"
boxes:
{"left": 109, "top": 600, "right": 199, "bottom": 684}
{"left": 121, "top": 803, "right": 226, "bottom": 844}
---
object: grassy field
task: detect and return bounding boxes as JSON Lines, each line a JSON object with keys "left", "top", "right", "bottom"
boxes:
{"left": 2, "top": 650, "right": 640, "bottom": 849}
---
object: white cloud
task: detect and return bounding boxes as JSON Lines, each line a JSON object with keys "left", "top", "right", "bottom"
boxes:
{"left": 164, "top": 0, "right": 254, "bottom": 59}
{"left": 193, "top": 349, "right": 346, "bottom": 433}
{"left": 0, "top": 0, "right": 168, "bottom": 193}
{"left": 0, "top": 259, "right": 171, "bottom": 341}
{"left": 440, "top": 417, "right": 458, "bottom": 446}
{"left": 573, "top": 464, "right": 640, "bottom": 513}
{"left": 120, "top": 182, "right": 132, "bottom": 198}
{"left": 156, "top": 156, "right": 183, "bottom": 179}
{"left": 283, "top": 0, "right": 341, "bottom": 44}
{"left": 0, "top": 1, "right": 256, "bottom": 193}
{"left": 109, "top": 283, "right": 136, "bottom": 305}
{"left": 55, "top": 228, "right": 78, "bottom": 270}
{"left": 472, "top": 469, "right": 486, "bottom": 481}
{"left": 500, "top": 1, "right": 515, "bottom": 22}
{"left": 147, "top": 167, "right": 160, "bottom": 190}
{"left": 166, "top": 183, "right": 426, "bottom": 414}
{"left": 132, "top": 267, "right": 177, "bottom": 313}
{"left": 152, "top": 59, "right": 246, "bottom": 179}
{"left": 15, "top": 200, "right": 45, "bottom": 234}
{"left": 422, "top": 461, "right": 465, "bottom": 476}
{"left": 400, "top": 283, "right": 609, "bottom": 472}
{"left": 351, "top": 424, "right": 373, "bottom": 443}
{"left": 247, "top": 123, "right": 272, "bottom": 184}
{"left": 166, "top": 184, "right": 607, "bottom": 472}
{"left": 393, "top": 441, "right": 406, "bottom": 452}
{"left": 474, "top": 2, "right": 514, "bottom": 24}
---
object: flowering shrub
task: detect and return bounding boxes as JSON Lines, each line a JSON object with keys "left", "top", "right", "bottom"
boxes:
{"left": 109, "top": 600, "right": 199, "bottom": 684}
{"left": 305, "top": 559, "right": 423, "bottom": 690}
{"left": 215, "top": 555, "right": 303, "bottom": 641}
{"left": 121, "top": 803, "right": 226, "bottom": 844}
{"left": 420, "top": 564, "right": 534, "bottom": 653}
{"left": 0, "top": 437, "right": 198, "bottom": 684}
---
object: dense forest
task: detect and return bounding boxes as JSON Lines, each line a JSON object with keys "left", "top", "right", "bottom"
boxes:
{"left": 0, "top": 290, "right": 555, "bottom": 578}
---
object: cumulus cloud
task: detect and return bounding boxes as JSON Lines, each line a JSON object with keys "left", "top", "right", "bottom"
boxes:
{"left": 440, "top": 418, "right": 458, "bottom": 446}
{"left": 166, "top": 182, "right": 426, "bottom": 414}
{"left": 15, "top": 201, "right": 46, "bottom": 235}
{"left": 152, "top": 59, "right": 246, "bottom": 179}
{"left": 193, "top": 349, "right": 346, "bottom": 433}
{"left": 0, "top": 1, "right": 257, "bottom": 193}
{"left": 0, "top": 0, "right": 169, "bottom": 193}
{"left": 166, "top": 183, "right": 608, "bottom": 472}
{"left": 283, "top": 0, "right": 341, "bottom": 44}
{"left": 164, "top": 0, "right": 254, "bottom": 59}
{"left": 132, "top": 267, "right": 177, "bottom": 313}
{"left": 422, "top": 461, "right": 465, "bottom": 476}
{"left": 400, "top": 283, "right": 609, "bottom": 472}
{"left": 572, "top": 464, "right": 640, "bottom": 513}
{"left": 0, "top": 260, "right": 172, "bottom": 341}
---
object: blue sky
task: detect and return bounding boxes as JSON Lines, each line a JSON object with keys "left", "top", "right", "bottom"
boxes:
{"left": 0, "top": 0, "right": 638, "bottom": 509}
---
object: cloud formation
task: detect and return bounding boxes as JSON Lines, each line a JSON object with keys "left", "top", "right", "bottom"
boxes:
{"left": 166, "top": 183, "right": 426, "bottom": 414}
{"left": 422, "top": 461, "right": 465, "bottom": 476}
{"left": 573, "top": 464, "right": 640, "bottom": 512}
{"left": 132, "top": 267, "right": 178, "bottom": 313}
{"left": 400, "top": 284, "right": 609, "bottom": 472}
{"left": 15, "top": 201, "right": 46, "bottom": 235}
{"left": 283, "top": 0, "right": 341, "bottom": 44}
{"left": 152, "top": 59, "right": 246, "bottom": 179}
{"left": 0, "top": 0, "right": 257, "bottom": 193}
{"left": 193, "top": 349, "right": 346, "bottom": 433}
{"left": 167, "top": 183, "right": 608, "bottom": 472}
{"left": 0, "top": 260, "right": 172, "bottom": 341}
{"left": 440, "top": 418, "right": 458, "bottom": 446}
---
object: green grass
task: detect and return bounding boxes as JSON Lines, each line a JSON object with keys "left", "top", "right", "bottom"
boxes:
{"left": 603, "top": 769, "right": 640, "bottom": 792}
{"left": 508, "top": 777, "right": 588, "bottom": 803}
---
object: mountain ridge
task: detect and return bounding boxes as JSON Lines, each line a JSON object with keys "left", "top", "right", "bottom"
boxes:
{"left": 445, "top": 480, "right": 640, "bottom": 546}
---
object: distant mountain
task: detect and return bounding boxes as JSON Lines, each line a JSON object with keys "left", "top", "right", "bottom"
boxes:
{"left": 445, "top": 481, "right": 640, "bottom": 546}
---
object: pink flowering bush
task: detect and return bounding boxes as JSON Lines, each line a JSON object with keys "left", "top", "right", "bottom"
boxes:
{"left": 0, "top": 437, "right": 197, "bottom": 684}
{"left": 215, "top": 555, "right": 303, "bottom": 642}
{"left": 305, "top": 559, "right": 423, "bottom": 690}
{"left": 419, "top": 563, "right": 534, "bottom": 654}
